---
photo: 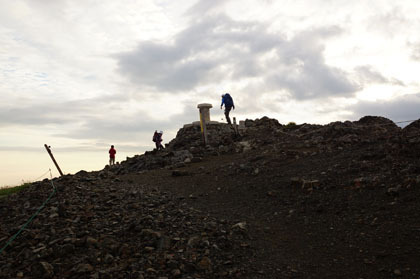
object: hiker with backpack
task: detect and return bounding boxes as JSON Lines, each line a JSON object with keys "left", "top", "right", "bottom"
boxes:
{"left": 220, "top": 93, "right": 235, "bottom": 124}
{"left": 152, "top": 130, "right": 164, "bottom": 150}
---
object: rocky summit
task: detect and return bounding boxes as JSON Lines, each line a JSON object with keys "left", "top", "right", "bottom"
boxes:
{"left": 1, "top": 115, "right": 420, "bottom": 278}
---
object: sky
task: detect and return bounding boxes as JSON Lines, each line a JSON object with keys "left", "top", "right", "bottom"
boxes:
{"left": 1, "top": 0, "right": 420, "bottom": 186}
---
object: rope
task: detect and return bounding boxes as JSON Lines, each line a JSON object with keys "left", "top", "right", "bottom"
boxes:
{"left": 33, "top": 169, "right": 52, "bottom": 182}
{"left": 394, "top": 119, "right": 418, "bottom": 125}
{"left": 18, "top": 169, "right": 53, "bottom": 186}
{"left": 280, "top": 118, "right": 419, "bottom": 139}
{"left": 0, "top": 174, "right": 56, "bottom": 255}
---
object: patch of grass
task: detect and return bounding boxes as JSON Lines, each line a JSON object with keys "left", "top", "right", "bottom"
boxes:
{"left": 0, "top": 183, "right": 31, "bottom": 198}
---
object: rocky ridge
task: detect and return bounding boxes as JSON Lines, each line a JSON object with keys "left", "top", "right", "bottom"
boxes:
{"left": 1, "top": 115, "right": 420, "bottom": 278}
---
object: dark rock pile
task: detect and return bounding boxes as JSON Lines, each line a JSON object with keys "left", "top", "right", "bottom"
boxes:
{"left": 0, "top": 173, "right": 251, "bottom": 278}
{"left": 110, "top": 123, "right": 238, "bottom": 175}
{"left": 237, "top": 116, "right": 420, "bottom": 190}
{"left": 401, "top": 119, "right": 420, "bottom": 156}
{"left": 1, "top": 115, "right": 420, "bottom": 278}
{"left": 168, "top": 124, "right": 237, "bottom": 151}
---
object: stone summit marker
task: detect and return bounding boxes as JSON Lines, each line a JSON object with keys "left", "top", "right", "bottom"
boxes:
{"left": 197, "top": 103, "right": 213, "bottom": 122}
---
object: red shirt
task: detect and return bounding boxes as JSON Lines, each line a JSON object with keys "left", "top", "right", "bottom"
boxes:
{"left": 109, "top": 148, "right": 116, "bottom": 158}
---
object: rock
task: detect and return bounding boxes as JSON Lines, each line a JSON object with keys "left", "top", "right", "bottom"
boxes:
{"left": 144, "top": 246, "right": 155, "bottom": 252}
{"left": 236, "top": 141, "right": 252, "bottom": 152}
{"left": 146, "top": 268, "right": 157, "bottom": 274}
{"left": 387, "top": 186, "right": 400, "bottom": 196}
{"left": 218, "top": 145, "right": 230, "bottom": 153}
{"left": 232, "top": 222, "right": 247, "bottom": 230}
{"left": 104, "top": 254, "right": 114, "bottom": 264}
{"left": 86, "top": 236, "right": 98, "bottom": 247}
{"left": 187, "top": 236, "right": 201, "bottom": 247}
{"left": 49, "top": 213, "right": 59, "bottom": 218}
{"left": 189, "top": 146, "right": 200, "bottom": 154}
{"left": 157, "top": 235, "right": 171, "bottom": 250}
{"left": 31, "top": 262, "right": 54, "bottom": 278}
{"left": 74, "top": 263, "right": 94, "bottom": 273}
{"left": 172, "top": 162, "right": 186, "bottom": 168}
{"left": 171, "top": 268, "right": 181, "bottom": 277}
{"left": 197, "top": 256, "right": 212, "bottom": 270}
{"left": 57, "top": 244, "right": 75, "bottom": 256}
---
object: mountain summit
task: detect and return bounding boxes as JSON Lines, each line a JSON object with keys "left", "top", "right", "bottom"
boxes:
{"left": 1, "top": 116, "right": 420, "bottom": 278}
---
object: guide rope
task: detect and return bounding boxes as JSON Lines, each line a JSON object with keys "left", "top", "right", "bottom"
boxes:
{"left": 33, "top": 169, "right": 52, "bottom": 182}
{"left": 0, "top": 170, "right": 56, "bottom": 255}
{"left": 278, "top": 118, "right": 419, "bottom": 139}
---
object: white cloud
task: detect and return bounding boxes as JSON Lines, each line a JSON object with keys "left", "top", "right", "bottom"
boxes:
{"left": 117, "top": 15, "right": 358, "bottom": 101}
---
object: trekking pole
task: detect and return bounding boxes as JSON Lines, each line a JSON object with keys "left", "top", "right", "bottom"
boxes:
{"left": 44, "top": 144, "right": 64, "bottom": 176}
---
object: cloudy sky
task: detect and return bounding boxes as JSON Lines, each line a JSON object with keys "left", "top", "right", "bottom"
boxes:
{"left": 1, "top": 0, "right": 420, "bottom": 185}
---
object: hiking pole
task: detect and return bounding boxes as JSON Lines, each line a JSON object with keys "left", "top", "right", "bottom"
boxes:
{"left": 44, "top": 144, "right": 64, "bottom": 176}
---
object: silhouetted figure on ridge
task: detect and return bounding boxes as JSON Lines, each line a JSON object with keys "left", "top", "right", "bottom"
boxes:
{"left": 153, "top": 130, "right": 164, "bottom": 150}
{"left": 109, "top": 145, "right": 116, "bottom": 165}
{"left": 221, "top": 93, "right": 235, "bottom": 124}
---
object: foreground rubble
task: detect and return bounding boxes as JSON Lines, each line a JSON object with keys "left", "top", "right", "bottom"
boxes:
{"left": 1, "top": 116, "right": 420, "bottom": 278}
{"left": 0, "top": 175, "right": 251, "bottom": 278}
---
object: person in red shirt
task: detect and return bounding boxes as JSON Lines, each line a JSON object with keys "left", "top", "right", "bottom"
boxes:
{"left": 109, "top": 145, "right": 116, "bottom": 165}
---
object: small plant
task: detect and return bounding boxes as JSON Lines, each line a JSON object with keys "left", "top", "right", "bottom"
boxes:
{"left": 0, "top": 183, "right": 31, "bottom": 198}
{"left": 286, "top": 121, "right": 296, "bottom": 127}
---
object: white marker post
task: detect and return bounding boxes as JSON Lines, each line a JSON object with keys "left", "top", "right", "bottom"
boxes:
{"left": 197, "top": 103, "right": 213, "bottom": 146}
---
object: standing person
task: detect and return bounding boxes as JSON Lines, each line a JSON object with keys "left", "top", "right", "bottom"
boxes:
{"left": 109, "top": 145, "right": 116, "bottom": 166}
{"left": 153, "top": 130, "right": 164, "bottom": 150}
{"left": 220, "top": 93, "right": 235, "bottom": 124}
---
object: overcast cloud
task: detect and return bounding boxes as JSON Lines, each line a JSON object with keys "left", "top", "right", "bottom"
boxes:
{"left": 2, "top": 0, "right": 420, "bottom": 184}
{"left": 351, "top": 93, "right": 420, "bottom": 124}
{"left": 117, "top": 15, "right": 358, "bottom": 101}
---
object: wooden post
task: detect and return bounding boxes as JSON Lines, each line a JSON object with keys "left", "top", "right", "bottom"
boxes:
{"left": 233, "top": 117, "right": 239, "bottom": 135}
{"left": 44, "top": 144, "right": 64, "bottom": 176}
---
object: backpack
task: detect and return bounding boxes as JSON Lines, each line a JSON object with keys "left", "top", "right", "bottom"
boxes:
{"left": 224, "top": 94, "right": 233, "bottom": 107}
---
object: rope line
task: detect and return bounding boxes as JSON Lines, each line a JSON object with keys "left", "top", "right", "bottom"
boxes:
{"left": 33, "top": 169, "right": 52, "bottom": 182}
{"left": 279, "top": 118, "right": 419, "bottom": 139}
{"left": 0, "top": 178, "right": 56, "bottom": 255}
{"left": 394, "top": 119, "right": 418, "bottom": 125}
